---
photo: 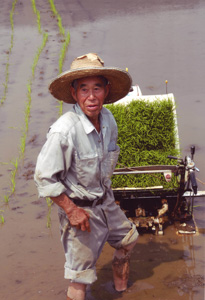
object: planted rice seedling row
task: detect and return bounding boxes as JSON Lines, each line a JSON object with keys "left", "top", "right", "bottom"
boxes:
{"left": 49, "top": 0, "right": 65, "bottom": 36}
{"left": 31, "top": 0, "right": 42, "bottom": 33}
{"left": 46, "top": 197, "right": 53, "bottom": 228}
{"left": 56, "top": 30, "right": 70, "bottom": 116}
{"left": 49, "top": 0, "right": 71, "bottom": 116}
{"left": 0, "top": 210, "right": 5, "bottom": 225}
{"left": 0, "top": 0, "right": 18, "bottom": 105}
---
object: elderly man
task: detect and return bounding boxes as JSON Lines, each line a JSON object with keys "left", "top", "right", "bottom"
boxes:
{"left": 34, "top": 53, "right": 138, "bottom": 300}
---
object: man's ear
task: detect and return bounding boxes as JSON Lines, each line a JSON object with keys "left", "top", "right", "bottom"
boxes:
{"left": 105, "top": 83, "right": 110, "bottom": 98}
{"left": 70, "top": 86, "right": 77, "bottom": 102}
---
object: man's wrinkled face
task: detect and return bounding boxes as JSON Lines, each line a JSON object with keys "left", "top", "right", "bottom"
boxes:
{"left": 70, "top": 76, "right": 109, "bottom": 122}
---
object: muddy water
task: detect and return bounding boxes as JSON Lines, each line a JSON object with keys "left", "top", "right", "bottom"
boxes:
{"left": 0, "top": 0, "right": 204, "bottom": 299}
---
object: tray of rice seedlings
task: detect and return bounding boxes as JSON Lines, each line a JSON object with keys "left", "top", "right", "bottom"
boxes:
{"left": 106, "top": 93, "right": 180, "bottom": 190}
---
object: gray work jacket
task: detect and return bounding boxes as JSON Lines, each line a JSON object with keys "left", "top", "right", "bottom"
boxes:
{"left": 34, "top": 104, "right": 120, "bottom": 201}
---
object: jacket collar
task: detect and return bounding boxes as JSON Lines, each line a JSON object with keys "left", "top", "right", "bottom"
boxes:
{"left": 73, "top": 104, "right": 105, "bottom": 135}
{"left": 73, "top": 104, "right": 109, "bottom": 136}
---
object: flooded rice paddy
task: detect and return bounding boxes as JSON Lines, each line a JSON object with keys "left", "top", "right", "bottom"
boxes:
{"left": 0, "top": 0, "right": 204, "bottom": 299}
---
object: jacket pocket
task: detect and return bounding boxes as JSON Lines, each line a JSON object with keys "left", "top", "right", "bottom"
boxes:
{"left": 74, "top": 153, "right": 99, "bottom": 187}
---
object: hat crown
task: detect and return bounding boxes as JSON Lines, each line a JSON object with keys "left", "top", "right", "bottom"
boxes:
{"left": 70, "top": 53, "right": 104, "bottom": 70}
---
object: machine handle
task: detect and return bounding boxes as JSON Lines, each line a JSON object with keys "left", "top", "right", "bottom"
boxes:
{"left": 190, "top": 171, "right": 198, "bottom": 194}
{"left": 167, "top": 155, "right": 178, "bottom": 160}
{"left": 191, "top": 145, "right": 195, "bottom": 160}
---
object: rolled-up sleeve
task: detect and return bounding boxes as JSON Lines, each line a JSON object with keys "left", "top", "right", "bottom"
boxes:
{"left": 34, "top": 132, "right": 72, "bottom": 198}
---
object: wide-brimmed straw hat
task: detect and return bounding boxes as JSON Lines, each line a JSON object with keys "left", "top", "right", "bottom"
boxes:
{"left": 49, "top": 53, "right": 132, "bottom": 104}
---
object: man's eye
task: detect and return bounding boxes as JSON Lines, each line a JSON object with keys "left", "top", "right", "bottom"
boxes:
{"left": 95, "top": 87, "right": 101, "bottom": 91}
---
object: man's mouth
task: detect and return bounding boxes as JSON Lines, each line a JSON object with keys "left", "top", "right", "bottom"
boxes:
{"left": 87, "top": 104, "right": 98, "bottom": 111}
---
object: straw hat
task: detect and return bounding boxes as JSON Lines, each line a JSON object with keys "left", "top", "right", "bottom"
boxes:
{"left": 49, "top": 53, "right": 132, "bottom": 104}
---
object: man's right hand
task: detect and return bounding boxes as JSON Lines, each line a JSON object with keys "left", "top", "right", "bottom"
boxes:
{"left": 50, "top": 193, "right": 91, "bottom": 232}
{"left": 66, "top": 205, "right": 91, "bottom": 232}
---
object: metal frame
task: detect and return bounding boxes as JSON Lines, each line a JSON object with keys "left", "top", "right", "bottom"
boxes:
{"left": 112, "top": 148, "right": 199, "bottom": 235}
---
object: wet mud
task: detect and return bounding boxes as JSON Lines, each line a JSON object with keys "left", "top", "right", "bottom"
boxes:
{"left": 0, "top": 1, "right": 204, "bottom": 300}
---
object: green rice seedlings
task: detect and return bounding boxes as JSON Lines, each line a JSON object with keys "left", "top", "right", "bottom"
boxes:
{"left": 17, "top": 33, "right": 48, "bottom": 157}
{"left": 3, "top": 158, "right": 18, "bottom": 202}
{"left": 31, "top": 0, "right": 42, "bottom": 33}
{"left": 31, "top": 33, "right": 48, "bottom": 77}
{"left": 57, "top": 15, "right": 65, "bottom": 36}
{"left": 0, "top": 215, "right": 5, "bottom": 224}
{"left": 56, "top": 101, "right": 63, "bottom": 117}
{"left": 3, "top": 158, "right": 19, "bottom": 202}
{"left": 3, "top": 195, "right": 9, "bottom": 204}
{"left": 49, "top": 0, "right": 58, "bottom": 15}
{"left": 48, "top": 0, "right": 71, "bottom": 116}
{"left": 9, "top": 0, "right": 18, "bottom": 43}
{"left": 30, "top": 0, "right": 37, "bottom": 13}
{"left": 106, "top": 98, "right": 180, "bottom": 189}
{"left": 49, "top": 0, "right": 65, "bottom": 36}
{"left": 59, "top": 31, "right": 70, "bottom": 73}
{"left": 10, "top": 0, "right": 18, "bottom": 25}
{"left": 0, "top": 161, "right": 9, "bottom": 165}
{"left": 10, "top": 158, "right": 19, "bottom": 194}
{"left": 21, "top": 33, "right": 48, "bottom": 152}
{"left": 17, "top": 82, "right": 31, "bottom": 158}
{"left": 0, "top": 210, "right": 5, "bottom": 224}
{"left": 0, "top": 64, "right": 9, "bottom": 105}
{"left": 17, "top": 13, "right": 48, "bottom": 163}
{"left": 57, "top": 31, "right": 70, "bottom": 116}
{"left": 19, "top": 132, "right": 27, "bottom": 156}
{"left": 0, "top": 0, "right": 18, "bottom": 105}
{"left": 47, "top": 0, "right": 71, "bottom": 72}
{"left": 46, "top": 197, "right": 53, "bottom": 228}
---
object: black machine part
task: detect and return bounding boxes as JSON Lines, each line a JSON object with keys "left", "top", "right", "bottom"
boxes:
{"left": 113, "top": 146, "right": 199, "bottom": 234}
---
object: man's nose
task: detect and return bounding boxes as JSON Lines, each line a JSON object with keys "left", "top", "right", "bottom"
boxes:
{"left": 87, "top": 90, "right": 95, "bottom": 100}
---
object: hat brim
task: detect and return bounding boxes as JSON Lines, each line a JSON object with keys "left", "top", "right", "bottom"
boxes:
{"left": 49, "top": 67, "right": 132, "bottom": 104}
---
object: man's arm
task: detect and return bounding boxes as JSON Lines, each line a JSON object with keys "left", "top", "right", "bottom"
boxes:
{"left": 50, "top": 193, "right": 91, "bottom": 232}
{"left": 35, "top": 130, "right": 90, "bottom": 232}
